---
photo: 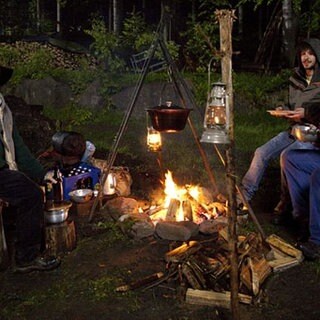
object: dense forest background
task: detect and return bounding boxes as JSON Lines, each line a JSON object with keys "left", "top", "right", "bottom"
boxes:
{"left": 1, "top": 0, "right": 320, "bottom": 71}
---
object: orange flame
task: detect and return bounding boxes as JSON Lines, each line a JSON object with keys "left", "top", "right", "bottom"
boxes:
{"left": 163, "top": 171, "right": 201, "bottom": 221}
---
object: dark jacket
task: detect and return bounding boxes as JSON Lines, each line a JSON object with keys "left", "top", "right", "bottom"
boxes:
{"left": 0, "top": 122, "right": 45, "bottom": 182}
{"left": 288, "top": 38, "right": 320, "bottom": 126}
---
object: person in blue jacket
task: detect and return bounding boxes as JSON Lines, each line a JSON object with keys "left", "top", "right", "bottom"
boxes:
{"left": 0, "top": 65, "right": 60, "bottom": 273}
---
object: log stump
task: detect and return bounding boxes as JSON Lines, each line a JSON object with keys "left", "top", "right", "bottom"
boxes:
{"left": 45, "top": 220, "right": 76, "bottom": 256}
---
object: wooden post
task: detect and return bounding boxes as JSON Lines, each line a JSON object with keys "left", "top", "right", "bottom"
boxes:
{"left": 215, "top": 9, "right": 240, "bottom": 320}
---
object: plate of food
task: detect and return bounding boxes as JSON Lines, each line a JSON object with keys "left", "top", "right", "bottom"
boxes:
{"left": 267, "top": 110, "right": 298, "bottom": 117}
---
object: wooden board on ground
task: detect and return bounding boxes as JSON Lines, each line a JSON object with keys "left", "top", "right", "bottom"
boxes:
{"left": 185, "top": 288, "right": 252, "bottom": 309}
{"left": 267, "top": 247, "right": 301, "bottom": 272}
{"left": 266, "top": 234, "right": 303, "bottom": 262}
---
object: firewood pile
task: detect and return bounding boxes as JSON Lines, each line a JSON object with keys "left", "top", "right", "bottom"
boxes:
{"left": 0, "top": 41, "right": 97, "bottom": 70}
{"left": 116, "top": 229, "right": 304, "bottom": 309}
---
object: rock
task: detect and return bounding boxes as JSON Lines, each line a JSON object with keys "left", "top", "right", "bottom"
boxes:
{"left": 14, "top": 77, "right": 72, "bottom": 109}
{"left": 78, "top": 80, "right": 105, "bottom": 110}
{"left": 198, "top": 216, "right": 228, "bottom": 235}
{"left": 155, "top": 221, "right": 199, "bottom": 241}
{"left": 104, "top": 197, "right": 139, "bottom": 216}
{"left": 129, "top": 220, "right": 155, "bottom": 240}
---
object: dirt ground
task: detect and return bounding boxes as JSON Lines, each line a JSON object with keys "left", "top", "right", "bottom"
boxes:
{"left": 1, "top": 165, "right": 320, "bottom": 320}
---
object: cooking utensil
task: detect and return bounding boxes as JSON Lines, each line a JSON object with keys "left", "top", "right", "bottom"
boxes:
{"left": 68, "top": 189, "right": 93, "bottom": 203}
{"left": 44, "top": 201, "right": 72, "bottom": 224}
{"left": 146, "top": 101, "right": 192, "bottom": 132}
{"left": 291, "top": 124, "right": 319, "bottom": 142}
{"left": 103, "top": 173, "right": 117, "bottom": 195}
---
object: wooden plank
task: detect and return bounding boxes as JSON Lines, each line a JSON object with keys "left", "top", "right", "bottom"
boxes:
{"left": 165, "top": 241, "right": 202, "bottom": 263}
{"left": 267, "top": 248, "right": 301, "bottom": 272}
{"left": 116, "top": 272, "right": 164, "bottom": 292}
{"left": 266, "top": 234, "right": 303, "bottom": 261}
{"left": 185, "top": 289, "right": 252, "bottom": 308}
{"left": 240, "top": 257, "right": 271, "bottom": 295}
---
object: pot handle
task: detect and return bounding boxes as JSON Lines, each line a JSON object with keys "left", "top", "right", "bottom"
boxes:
{"left": 158, "top": 82, "right": 167, "bottom": 106}
{"left": 158, "top": 82, "right": 173, "bottom": 107}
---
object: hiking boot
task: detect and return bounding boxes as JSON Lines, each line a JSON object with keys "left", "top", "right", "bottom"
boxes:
{"left": 296, "top": 241, "right": 320, "bottom": 260}
{"left": 271, "top": 213, "right": 289, "bottom": 225}
{"left": 271, "top": 200, "right": 292, "bottom": 225}
{"left": 14, "top": 255, "right": 61, "bottom": 274}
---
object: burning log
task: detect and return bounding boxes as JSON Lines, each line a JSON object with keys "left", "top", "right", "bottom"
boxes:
{"left": 182, "top": 200, "right": 193, "bottom": 221}
{"left": 166, "top": 199, "right": 180, "bottom": 221}
{"left": 144, "top": 204, "right": 164, "bottom": 217}
{"left": 185, "top": 188, "right": 226, "bottom": 221}
{"left": 185, "top": 189, "right": 210, "bottom": 218}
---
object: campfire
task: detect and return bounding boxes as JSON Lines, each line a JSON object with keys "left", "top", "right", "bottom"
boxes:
{"left": 109, "top": 170, "right": 305, "bottom": 309}
{"left": 145, "top": 170, "right": 226, "bottom": 225}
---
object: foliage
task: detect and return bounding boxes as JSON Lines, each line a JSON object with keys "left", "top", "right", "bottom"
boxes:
{"left": 120, "top": 11, "right": 180, "bottom": 63}
{"left": 233, "top": 70, "right": 289, "bottom": 108}
{"left": 85, "top": 17, "right": 125, "bottom": 72}
{"left": 180, "top": 0, "right": 230, "bottom": 71}
{"left": 299, "top": 1, "right": 320, "bottom": 36}
{"left": 44, "top": 104, "right": 93, "bottom": 131}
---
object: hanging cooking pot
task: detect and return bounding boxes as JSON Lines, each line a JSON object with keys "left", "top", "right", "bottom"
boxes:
{"left": 146, "top": 101, "right": 192, "bottom": 133}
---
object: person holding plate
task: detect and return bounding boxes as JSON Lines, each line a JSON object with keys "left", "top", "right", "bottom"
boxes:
{"left": 239, "top": 38, "right": 320, "bottom": 228}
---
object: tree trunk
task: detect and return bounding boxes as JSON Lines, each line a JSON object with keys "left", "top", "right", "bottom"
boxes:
{"left": 282, "top": 0, "right": 298, "bottom": 67}
{"left": 112, "top": 0, "right": 123, "bottom": 35}
{"left": 56, "top": 0, "right": 61, "bottom": 33}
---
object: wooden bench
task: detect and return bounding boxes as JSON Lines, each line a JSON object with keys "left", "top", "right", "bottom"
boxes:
{"left": 0, "top": 199, "right": 9, "bottom": 270}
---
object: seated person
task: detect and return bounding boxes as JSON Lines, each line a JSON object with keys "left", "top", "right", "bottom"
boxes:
{"left": 42, "top": 131, "right": 100, "bottom": 200}
{"left": 0, "top": 65, "right": 60, "bottom": 273}
{"left": 282, "top": 148, "right": 320, "bottom": 260}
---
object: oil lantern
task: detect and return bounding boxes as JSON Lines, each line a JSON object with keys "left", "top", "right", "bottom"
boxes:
{"left": 200, "top": 82, "right": 230, "bottom": 144}
{"left": 147, "top": 127, "right": 162, "bottom": 152}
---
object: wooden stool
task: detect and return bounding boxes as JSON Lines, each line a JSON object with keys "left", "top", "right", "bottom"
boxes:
{"left": 45, "top": 220, "right": 77, "bottom": 257}
{"left": 0, "top": 199, "right": 9, "bottom": 270}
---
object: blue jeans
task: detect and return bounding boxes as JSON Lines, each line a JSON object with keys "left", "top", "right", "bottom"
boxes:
{"left": 241, "top": 130, "right": 315, "bottom": 201}
{"left": 282, "top": 150, "right": 320, "bottom": 244}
